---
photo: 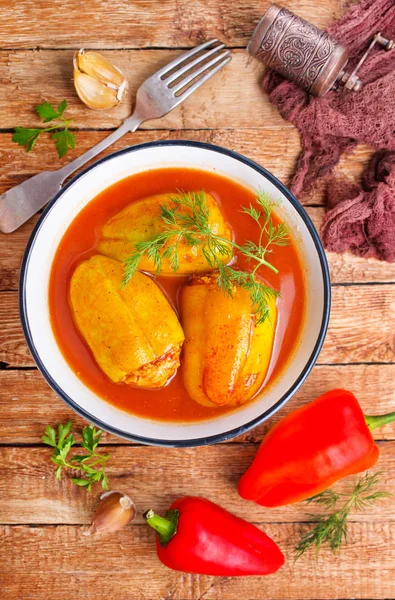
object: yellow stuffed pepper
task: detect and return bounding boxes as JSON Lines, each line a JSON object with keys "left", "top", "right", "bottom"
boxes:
{"left": 69, "top": 255, "right": 184, "bottom": 388}
{"left": 180, "top": 274, "right": 277, "bottom": 407}
{"left": 97, "top": 191, "right": 232, "bottom": 274}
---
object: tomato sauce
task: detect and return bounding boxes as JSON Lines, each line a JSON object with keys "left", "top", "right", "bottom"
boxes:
{"left": 49, "top": 168, "right": 306, "bottom": 422}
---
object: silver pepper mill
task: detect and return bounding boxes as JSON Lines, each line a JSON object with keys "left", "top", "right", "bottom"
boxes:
{"left": 248, "top": 4, "right": 394, "bottom": 97}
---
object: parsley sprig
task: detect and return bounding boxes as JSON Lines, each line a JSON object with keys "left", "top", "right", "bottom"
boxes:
{"left": 295, "top": 472, "right": 391, "bottom": 559}
{"left": 123, "top": 190, "right": 288, "bottom": 324}
{"left": 42, "top": 421, "right": 110, "bottom": 492}
{"left": 13, "top": 100, "right": 76, "bottom": 158}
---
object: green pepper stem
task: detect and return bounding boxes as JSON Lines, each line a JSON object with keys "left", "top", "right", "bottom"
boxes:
{"left": 144, "top": 510, "right": 175, "bottom": 537}
{"left": 143, "top": 508, "right": 179, "bottom": 547}
{"left": 365, "top": 412, "right": 395, "bottom": 431}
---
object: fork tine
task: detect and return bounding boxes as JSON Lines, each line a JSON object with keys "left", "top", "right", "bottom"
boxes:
{"left": 174, "top": 55, "right": 232, "bottom": 103}
{"left": 155, "top": 39, "right": 219, "bottom": 78}
{"left": 165, "top": 43, "right": 226, "bottom": 85}
{"left": 172, "top": 50, "right": 231, "bottom": 94}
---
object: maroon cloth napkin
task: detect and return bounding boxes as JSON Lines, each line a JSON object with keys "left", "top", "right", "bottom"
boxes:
{"left": 263, "top": 0, "right": 395, "bottom": 261}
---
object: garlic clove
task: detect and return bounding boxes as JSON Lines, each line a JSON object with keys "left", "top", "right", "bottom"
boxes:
{"left": 73, "top": 49, "right": 127, "bottom": 110}
{"left": 74, "top": 71, "right": 120, "bottom": 110}
{"left": 76, "top": 50, "right": 125, "bottom": 87}
{"left": 87, "top": 490, "right": 136, "bottom": 534}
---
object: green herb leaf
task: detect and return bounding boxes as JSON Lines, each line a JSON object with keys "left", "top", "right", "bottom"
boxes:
{"left": 305, "top": 489, "right": 340, "bottom": 509}
{"left": 81, "top": 425, "right": 94, "bottom": 451}
{"left": 69, "top": 454, "right": 91, "bottom": 463}
{"left": 42, "top": 425, "right": 57, "bottom": 447}
{"left": 123, "top": 189, "right": 288, "bottom": 323}
{"left": 36, "top": 101, "right": 62, "bottom": 123}
{"left": 13, "top": 99, "right": 74, "bottom": 158}
{"left": 295, "top": 472, "right": 391, "bottom": 559}
{"left": 43, "top": 422, "right": 110, "bottom": 493}
{"left": 81, "top": 424, "right": 102, "bottom": 452}
{"left": 217, "top": 264, "right": 280, "bottom": 325}
{"left": 52, "top": 129, "right": 76, "bottom": 159}
{"left": 57, "top": 437, "right": 75, "bottom": 460}
{"left": 101, "top": 474, "right": 110, "bottom": 490}
{"left": 71, "top": 478, "right": 93, "bottom": 493}
{"left": 12, "top": 128, "right": 41, "bottom": 152}
{"left": 57, "top": 99, "right": 68, "bottom": 117}
{"left": 57, "top": 421, "right": 73, "bottom": 446}
{"left": 240, "top": 204, "right": 261, "bottom": 223}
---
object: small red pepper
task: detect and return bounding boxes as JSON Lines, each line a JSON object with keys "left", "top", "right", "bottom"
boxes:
{"left": 238, "top": 389, "right": 395, "bottom": 508}
{"left": 144, "top": 496, "right": 284, "bottom": 576}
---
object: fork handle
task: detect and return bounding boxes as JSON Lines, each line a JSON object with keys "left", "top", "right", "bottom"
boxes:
{"left": 58, "top": 112, "right": 142, "bottom": 180}
{"left": 0, "top": 112, "right": 142, "bottom": 234}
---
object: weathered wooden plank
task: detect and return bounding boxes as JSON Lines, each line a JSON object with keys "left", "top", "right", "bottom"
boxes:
{"left": 1, "top": 365, "right": 394, "bottom": 444}
{"left": 0, "top": 443, "right": 393, "bottom": 525}
{"left": 0, "top": 0, "right": 343, "bottom": 49}
{"left": 2, "top": 47, "right": 369, "bottom": 132}
{"left": 0, "top": 129, "right": 303, "bottom": 195}
{"left": 1, "top": 285, "right": 395, "bottom": 368}
{"left": 0, "top": 127, "right": 372, "bottom": 201}
{"left": 320, "top": 285, "right": 395, "bottom": 363}
{"left": 0, "top": 522, "right": 394, "bottom": 600}
{"left": 1, "top": 128, "right": 387, "bottom": 291}
{"left": 0, "top": 292, "right": 31, "bottom": 367}
{"left": 2, "top": 1, "right": 393, "bottom": 597}
{"left": 0, "top": 49, "right": 273, "bottom": 129}
{"left": 2, "top": 205, "right": 394, "bottom": 292}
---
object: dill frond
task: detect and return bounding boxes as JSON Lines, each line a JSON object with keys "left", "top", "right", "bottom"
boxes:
{"left": 123, "top": 189, "right": 288, "bottom": 323}
{"left": 295, "top": 472, "right": 391, "bottom": 559}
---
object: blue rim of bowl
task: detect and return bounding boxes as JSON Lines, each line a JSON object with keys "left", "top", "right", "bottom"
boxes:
{"left": 19, "top": 140, "right": 331, "bottom": 447}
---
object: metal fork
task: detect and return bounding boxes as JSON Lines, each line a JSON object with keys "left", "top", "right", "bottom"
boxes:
{"left": 0, "top": 40, "right": 231, "bottom": 233}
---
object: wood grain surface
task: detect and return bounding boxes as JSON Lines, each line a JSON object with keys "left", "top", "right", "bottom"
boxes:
{"left": 0, "top": 0, "right": 342, "bottom": 49}
{"left": 0, "top": 129, "right": 374, "bottom": 204}
{"left": 1, "top": 0, "right": 394, "bottom": 598}
{"left": 1, "top": 365, "right": 394, "bottom": 444}
{"left": 1, "top": 522, "right": 393, "bottom": 600}
{"left": 2, "top": 286, "right": 395, "bottom": 367}
{"left": 1, "top": 443, "right": 394, "bottom": 525}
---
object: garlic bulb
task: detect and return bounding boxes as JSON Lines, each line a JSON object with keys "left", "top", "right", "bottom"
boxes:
{"left": 73, "top": 49, "right": 127, "bottom": 110}
{"left": 87, "top": 491, "right": 136, "bottom": 534}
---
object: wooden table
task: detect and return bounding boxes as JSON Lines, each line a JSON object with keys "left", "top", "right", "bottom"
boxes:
{"left": 1, "top": 1, "right": 394, "bottom": 598}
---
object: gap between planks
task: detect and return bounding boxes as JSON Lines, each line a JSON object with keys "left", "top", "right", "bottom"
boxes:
{"left": 1, "top": 129, "right": 392, "bottom": 289}
{"left": 0, "top": 442, "right": 393, "bottom": 525}
{"left": 0, "top": 46, "right": 250, "bottom": 51}
{"left": 2, "top": 285, "right": 395, "bottom": 367}
{"left": 1, "top": 49, "right": 279, "bottom": 130}
{"left": 1, "top": 365, "right": 394, "bottom": 444}
{"left": 0, "top": 439, "right": 391, "bottom": 448}
{"left": 0, "top": 128, "right": 375, "bottom": 217}
{"left": 0, "top": 47, "right": 355, "bottom": 131}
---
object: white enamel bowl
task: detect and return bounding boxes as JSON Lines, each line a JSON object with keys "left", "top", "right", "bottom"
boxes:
{"left": 20, "top": 141, "right": 330, "bottom": 446}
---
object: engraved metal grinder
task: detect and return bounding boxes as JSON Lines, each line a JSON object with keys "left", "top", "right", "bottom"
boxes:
{"left": 248, "top": 4, "right": 394, "bottom": 97}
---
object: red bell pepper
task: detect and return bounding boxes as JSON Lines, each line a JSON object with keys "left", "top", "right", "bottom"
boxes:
{"left": 144, "top": 496, "right": 284, "bottom": 576}
{"left": 238, "top": 389, "right": 395, "bottom": 508}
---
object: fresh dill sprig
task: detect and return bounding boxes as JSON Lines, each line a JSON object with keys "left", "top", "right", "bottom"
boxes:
{"left": 122, "top": 189, "right": 288, "bottom": 324}
{"left": 295, "top": 472, "right": 391, "bottom": 559}
{"left": 216, "top": 264, "right": 280, "bottom": 324}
